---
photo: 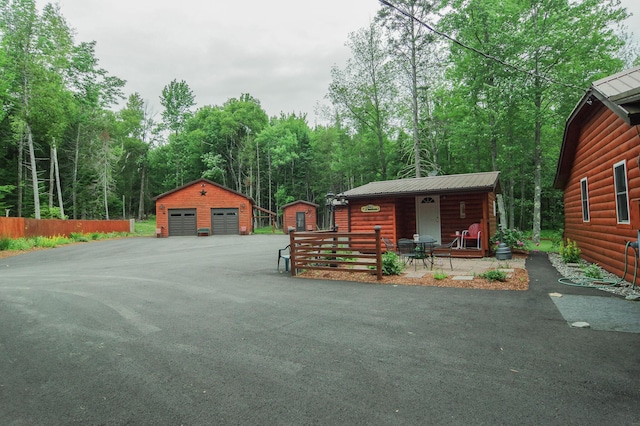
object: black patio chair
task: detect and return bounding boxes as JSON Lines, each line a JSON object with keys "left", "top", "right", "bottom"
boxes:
{"left": 432, "top": 239, "right": 455, "bottom": 270}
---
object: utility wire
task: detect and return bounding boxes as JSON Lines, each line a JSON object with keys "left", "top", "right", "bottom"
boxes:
{"left": 378, "top": 0, "right": 586, "bottom": 92}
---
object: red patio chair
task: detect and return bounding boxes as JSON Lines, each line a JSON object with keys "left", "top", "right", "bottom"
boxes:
{"left": 461, "top": 223, "right": 482, "bottom": 249}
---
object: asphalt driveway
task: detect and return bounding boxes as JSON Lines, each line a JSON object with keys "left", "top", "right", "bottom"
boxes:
{"left": 1, "top": 235, "right": 638, "bottom": 425}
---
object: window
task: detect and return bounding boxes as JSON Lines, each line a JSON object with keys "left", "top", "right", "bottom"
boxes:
{"left": 613, "top": 161, "right": 630, "bottom": 224}
{"left": 580, "top": 178, "right": 590, "bottom": 222}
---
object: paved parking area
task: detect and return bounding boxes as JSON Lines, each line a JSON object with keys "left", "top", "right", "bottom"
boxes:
{"left": 0, "top": 235, "right": 638, "bottom": 425}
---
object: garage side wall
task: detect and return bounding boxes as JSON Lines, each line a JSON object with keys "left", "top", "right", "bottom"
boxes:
{"left": 155, "top": 182, "right": 252, "bottom": 237}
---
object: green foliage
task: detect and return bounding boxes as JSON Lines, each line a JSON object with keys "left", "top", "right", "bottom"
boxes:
{"left": 490, "top": 228, "right": 527, "bottom": 251}
{"left": 8, "top": 238, "right": 35, "bottom": 251}
{"left": 559, "top": 238, "right": 582, "bottom": 263}
{"left": 0, "top": 237, "right": 11, "bottom": 251}
{"left": 479, "top": 269, "right": 507, "bottom": 282}
{"left": 582, "top": 263, "right": 603, "bottom": 280}
{"left": 70, "top": 232, "right": 89, "bottom": 242}
{"left": 433, "top": 271, "right": 448, "bottom": 280}
{"left": 382, "top": 251, "right": 404, "bottom": 276}
{"left": 39, "top": 206, "right": 67, "bottom": 219}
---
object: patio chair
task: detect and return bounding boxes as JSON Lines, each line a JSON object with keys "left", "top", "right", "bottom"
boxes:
{"left": 432, "top": 240, "right": 455, "bottom": 270}
{"left": 382, "top": 237, "right": 398, "bottom": 254}
{"left": 397, "top": 238, "right": 426, "bottom": 270}
{"left": 461, "top": 223, "right": 482, "bottom": 249}
{"left": 278, "top": 244, "right": 291, "bottom": 273}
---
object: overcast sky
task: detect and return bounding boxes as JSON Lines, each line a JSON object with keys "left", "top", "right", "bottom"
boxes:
{"left": 51, "top": 0, "right": 639, "bottom": 125}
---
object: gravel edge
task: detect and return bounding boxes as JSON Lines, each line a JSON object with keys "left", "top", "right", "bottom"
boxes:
{"left": 547, "top": 252, "right": 640, "bottom": 298}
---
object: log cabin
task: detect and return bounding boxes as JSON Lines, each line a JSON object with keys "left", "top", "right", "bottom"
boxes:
{"left": 554, "top": 65, "right": 640, "bottom": 285}
{"left": 334, "top": 171, "right": 501, "bottom": 258}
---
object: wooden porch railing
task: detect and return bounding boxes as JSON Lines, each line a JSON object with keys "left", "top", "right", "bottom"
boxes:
{"left": 289, "top": 226, "right": 382, "bottom": 281}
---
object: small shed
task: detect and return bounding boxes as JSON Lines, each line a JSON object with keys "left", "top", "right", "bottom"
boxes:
{"left": 153, "top": 178, "right": 254, "bottom": 237}
{"left": 335, "top": 171, "right": 501, "bottom": 257}
{"left": 281, "top": 200, "right": 319, "bottom": 233}
{"left": 554, "top": 65, "right": 640, "bottom": 285}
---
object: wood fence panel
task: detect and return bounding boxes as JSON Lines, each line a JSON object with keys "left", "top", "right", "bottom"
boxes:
{"left": 0, "top": 218, "right": 131, "bottom": 238}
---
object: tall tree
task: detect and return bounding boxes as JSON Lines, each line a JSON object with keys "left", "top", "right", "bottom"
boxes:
{"left": 328, "top": 21, "right": 397, "bottom": 181}
{"left": 377, "top": 0, "right": 444, "bottom": 177}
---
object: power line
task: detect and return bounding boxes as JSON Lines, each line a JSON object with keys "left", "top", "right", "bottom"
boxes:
{"left": 378, "top": 0, "right": 586, "bottom": 92}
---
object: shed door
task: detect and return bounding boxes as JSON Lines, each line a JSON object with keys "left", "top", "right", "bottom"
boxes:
{"left": 296, "top": 212, "right": 306, "bottom": 231}
{"left": 211, "top": 208, "right": 239, "bottom": 235}
{"left": 168, "top": 209, "right": 197, "bottom": 236}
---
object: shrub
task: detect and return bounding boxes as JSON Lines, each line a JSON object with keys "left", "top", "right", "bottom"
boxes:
{"left": 0, "top": 237, "right": 11, "bottom": 251}
{"left": 559, "top": 238, "right": 581, "bottom": 263}
{"left": 479, "top": 269, "right": 507, "bottom": 282}
{"left": 381, "top": 251, "right": 404, "bottom": 276}
{"left": 70, "top": 232, "right": 89, "bottom": 242}
{"left": 582, "top": 263, "right": 603, "bottom": 279}
{"left": 9, "top": 238, "right": 35, "bottom": 251}
{"left": 490, "top": 228, "right": 527, "bottom": 251}
{"left": 433, "top": 271, "right": 448, "bottom": 280}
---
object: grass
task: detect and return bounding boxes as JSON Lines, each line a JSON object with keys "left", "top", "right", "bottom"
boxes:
{"left": 133, "top": 216, "right": 158, "bottom": 236}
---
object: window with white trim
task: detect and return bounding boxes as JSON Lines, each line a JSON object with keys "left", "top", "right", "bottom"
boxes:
{"left": 580, "top": 177, "right": 590, "bottom": 222}
{"left": 613, "top": 161, "right": 630, "bottom": 224}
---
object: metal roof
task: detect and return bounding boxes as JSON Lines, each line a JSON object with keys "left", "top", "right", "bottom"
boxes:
{"left": 340, "top": 171, "right": 501, "bottom": 199}
{"left": 554, "top": 66, "right": 640, "bottom": 189}
{"left": 593, "top": 66, "right": 640, "bottom": 104}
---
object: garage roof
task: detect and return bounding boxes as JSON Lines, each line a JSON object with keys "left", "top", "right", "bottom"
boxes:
{"left": 340, "top": 171, "right": 501, "bottom": 199}
{"left": 153, "top": 178, "right": 255, "bottom": 203}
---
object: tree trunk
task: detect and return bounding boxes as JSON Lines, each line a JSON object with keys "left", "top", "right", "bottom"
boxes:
{"left": 53, "top": 144, "right": 64, "bottom": 219}
{"left": 17, "top": 132, "right": 23, "bottom": 217}
{"left": 137, "top": 165, "right": 145, "bottom": 221}
{"left": 26, "top": 124, "right": 40, "bottom": 219}
{"left": 72, "top": 125, "right": 80, "bottom": 219}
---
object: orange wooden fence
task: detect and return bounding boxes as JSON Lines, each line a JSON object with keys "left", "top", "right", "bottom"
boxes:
{"left": 0, "top": 217, "right": 133, "bottom": 239}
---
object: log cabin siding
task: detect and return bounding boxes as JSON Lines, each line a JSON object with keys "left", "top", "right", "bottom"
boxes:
{"left": 562, "top": 106, "right": 640, "bottom": 284}
{"left": 348, "top": 199, "right": 397, "bottom": 240}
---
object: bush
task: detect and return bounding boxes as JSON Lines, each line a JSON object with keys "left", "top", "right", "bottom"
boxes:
{"left": 479, "top": 269, "right": 507, "bottom": 282}
{"left": 9, "top": 238, "right": 35, "bottom": 251}
{"left": 490, "top": 228, "right": 527, "bottom": 251}
{"left": 582, "top": 263, "right": 603, "bottom": 279}
{"left": 0, "top": 237, "right": 11, "bottom": 251}
{"left": 70, "top": 232, "right": 89, "bottom": 242}
{"left": 433, "top": 271, "right": 448, "bottom": 280}
{"left": 382, "top": 251, "right": 404, "bottom": 276}
{"left": 559, "top": 238, "right": 581, "bottom": 263}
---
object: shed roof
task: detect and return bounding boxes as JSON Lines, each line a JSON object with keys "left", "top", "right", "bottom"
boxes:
{"left": 340, "top": 171, "right": 501, "bottom": 199}
{"left": 554, "top": 66, "right": 640, "bottom": 189}
{"left": 280, "top": 200, "right": 319, "bottom": 209}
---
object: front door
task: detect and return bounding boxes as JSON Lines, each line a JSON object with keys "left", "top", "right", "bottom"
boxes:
{"left": 296, "top": 211, "right": 306, "bottom": 231}
{"left": 416, "top": 195, "right": 441, "bottom": 242}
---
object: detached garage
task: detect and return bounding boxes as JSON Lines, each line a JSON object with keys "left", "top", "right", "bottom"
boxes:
{"left": 154, "top": 178, "right": 254, "bottom": 237}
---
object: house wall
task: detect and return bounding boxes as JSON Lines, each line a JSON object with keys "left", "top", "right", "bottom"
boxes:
{"left": 564, "top": 106, "right": 640, "bottom": 284}
{"left": 282, "top": 203, "right": 317, "bottom": 233}
{"left": 155, "top": 181, "right": 252, "bottom": 237}
{"left": 347, "top": 198, "right": 397, "bottom": 239}
{"left": 345, "top": 193, "right": 496, "bottom": 256}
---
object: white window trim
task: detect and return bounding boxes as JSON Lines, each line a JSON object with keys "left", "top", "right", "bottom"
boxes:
{"left": 580, "top": 177, "right": 590, "bottom": 222}
{"left": 613, "top": 160, "right": 630, "bottom": 224}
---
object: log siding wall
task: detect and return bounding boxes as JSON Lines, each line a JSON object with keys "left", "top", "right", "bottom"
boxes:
{"left": 563, "top": 106, "right": 640, "bottom": 284}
